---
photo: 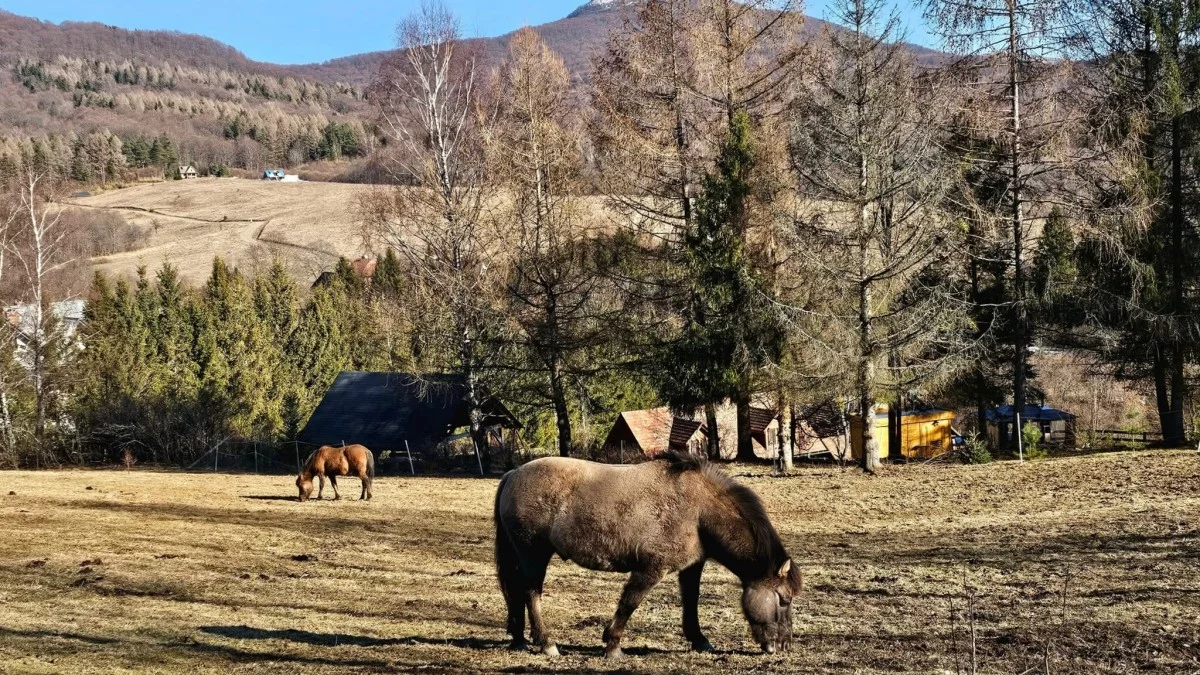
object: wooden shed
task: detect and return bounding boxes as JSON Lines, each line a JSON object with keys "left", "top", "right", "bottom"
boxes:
{"left": 984, "top": 404, "right": 1076, "bottom": 448}
{"left": 849, "top": 406, "right": 956, "bottom": 460}
{"left": 298, "top": 371, "right": 520, "bottom": 455}
{"left": 602, "top": 408, "right": 706, "bottom": 458}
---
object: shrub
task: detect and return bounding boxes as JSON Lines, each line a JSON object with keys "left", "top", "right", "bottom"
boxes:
{"left": 961, "top": 438, "right": 992, "bottom": 465}
{"left": 1021, "top": 422, "right": 1048, "bottom": 459}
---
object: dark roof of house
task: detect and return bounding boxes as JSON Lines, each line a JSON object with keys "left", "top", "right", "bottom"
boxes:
{"left": 297, "top": 371, "right": 519, "bottom": 450}
{"left": 797, "top": 400, "right": 846, "bottom": 438}
{"left": 748, "top": 407, "right": 778, "bottom": 436}
{"left": 985, "top": 404, "right": 1076, "bottom": 423}
{"left": 669, "top": 417, "right": 704, "bottom": 449}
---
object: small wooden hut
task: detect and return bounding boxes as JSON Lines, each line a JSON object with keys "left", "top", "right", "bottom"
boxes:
{"left": 602, "top": 408, "right": 706, "bottom": 458}
{"left": 848, "top": 405, "right": 957, "bottom": 460}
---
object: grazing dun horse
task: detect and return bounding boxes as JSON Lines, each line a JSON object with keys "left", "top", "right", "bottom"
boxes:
{"left": 494, "top": 452, "right": 803, "bottom": 658}
{"left": 296, "top": 444, "right": 374, "bottom": 502}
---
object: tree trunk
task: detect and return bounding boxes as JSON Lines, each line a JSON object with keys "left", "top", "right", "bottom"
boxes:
{"left": 1165, "top": 113, "right": 1187, "bottom": 446}
{"left": 888, "top": 398, "right": 902, "bottom": 462}
{"left": 887, "top": 351, "right": 902, "bottom": 460}
{"left": 734, "top": 396, "right": 757, "bottom": 462}
{"left": 461, "top": 325, "right": 488, "bottom": 471}
{"left": 1008, "top": 5, "right": 1028, "bottom": 451}
{"left": 777, "top": 392, "right": 792, "bottom": 472}
{"left": 704, "top": 403, "right": 720, "bottom": 460}
{"left": 0, "top": 391, "right": 14, "bottom": 468}
{"left": 859, "top": 267, "right": 880, "bottom": 473}
{"left": 550, "top": 365, "right": 572, "bottom": 457}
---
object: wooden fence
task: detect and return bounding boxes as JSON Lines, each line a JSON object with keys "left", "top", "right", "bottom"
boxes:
{"left": 1088, "top": 429, "right": 1163, "bottom": 445}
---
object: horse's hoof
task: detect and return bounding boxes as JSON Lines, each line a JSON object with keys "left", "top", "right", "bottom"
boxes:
{"left": 604, "top": 647, "right": 624, "bottom": 660}
{"left": 541, "top": 644, "right": 560, "bottom": 657}
{"left": 691, "top": 639, "right": 715, "bottom": 653}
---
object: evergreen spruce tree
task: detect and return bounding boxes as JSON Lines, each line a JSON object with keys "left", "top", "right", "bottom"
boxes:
{"left": 655, "top": 110, "right": 784, "bottom": 462}
{"left": 372, "top": 248, "right": 403, "bottom": 300}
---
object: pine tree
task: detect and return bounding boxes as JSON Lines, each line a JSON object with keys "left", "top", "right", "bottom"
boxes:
{"left": 656, "top": 110, "right": 784, "bottom": 462}
{"left": 372, "top": 248, "right": 403, "bottom": 299}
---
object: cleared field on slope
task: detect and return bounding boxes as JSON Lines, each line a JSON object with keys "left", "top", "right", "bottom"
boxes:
{"left": 70, "top": 178, "right": 376, "bottom": 285}
{"left": 1, "top": 451, "right": 1198, "bottom": 673}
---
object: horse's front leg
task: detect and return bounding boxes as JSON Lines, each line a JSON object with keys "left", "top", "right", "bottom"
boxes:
{"left": 679, "top": 561, "right": 714, "bottom": 652}
{"left": 329, "top": 475, "right": 340, "bottom": 500}
{"left": 317, "top": 474, "right": 325, "bottom": 499}
{"left": 603, "top": 570, "right": 665, "bottom": 659}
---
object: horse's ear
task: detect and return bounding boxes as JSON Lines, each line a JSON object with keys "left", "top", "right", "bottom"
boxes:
{"left": 777, "top": 559, "right": 791, "bottom": 579}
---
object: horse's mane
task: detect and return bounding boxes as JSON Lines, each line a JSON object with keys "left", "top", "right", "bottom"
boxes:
{"left": 661, "top": 451, "right": 791, "bottom": 576}
{"left": 299, "top": 448, "right": 319, "bottom": 473}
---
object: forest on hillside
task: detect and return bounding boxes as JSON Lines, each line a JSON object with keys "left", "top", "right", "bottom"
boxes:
{"left": 0, "top": 0, "right": 1197, "bottom": 471}
{"left": 0, "top": 11, "right": 376, "bottom": 179}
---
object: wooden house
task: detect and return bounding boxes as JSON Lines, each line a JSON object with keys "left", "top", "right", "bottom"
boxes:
{"left": 984, "top": 404, "right": 1076, "bottom": 448}
{"left": 794, "top": 400, "right": 851, "bottom": 459}
{"left": 311, "top": 256, "right": 377, "bottom": 289}
{"left": 848, "top": 406, "right": 957, "bottom": 460}
{"left": 298, "top": 372, "right": 521, "bottom": 458}
{"left": 602, "top": 408, "right": 706, "bottom": 458}
{"left": 179, "top": 165, "right": 198, "bottom": 179}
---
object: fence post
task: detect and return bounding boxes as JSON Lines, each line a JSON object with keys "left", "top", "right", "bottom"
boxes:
{"left": 1016, "top": 412, "right": 1023, "bottom": 463}
{"left": 214, "top": 443, "right": 219, "bottom": 472}
{"left": 254, "top": 442, "right": 258, "bottom": 474}
{"left": 405, "top": 440, "right": 415, "bottom": 476}
{"left": 472, "top": 440, "right": 484, "bottom": 476}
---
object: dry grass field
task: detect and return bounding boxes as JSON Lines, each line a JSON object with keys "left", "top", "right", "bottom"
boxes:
{"left": 67, "top": 178, "right": 377, "bottom": 285}
{"left": 1, "top": 450, "right": 1198, "bottom": 674}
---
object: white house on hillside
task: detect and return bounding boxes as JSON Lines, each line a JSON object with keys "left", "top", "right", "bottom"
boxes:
{"left": 3, "top": 300, "right": 86, "bottom": 369}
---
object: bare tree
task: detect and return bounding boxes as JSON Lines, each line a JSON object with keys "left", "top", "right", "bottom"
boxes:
{"left": 925, "top": 0, "right": 1078, "bottom": 449}
{"left": 363, "top": 1, "right": 507, "bottom": 459}
{"left": 788, "top": 0, "right": 969, "bottom": 472}
{"left": 489, "top": 29, "right": 613, "bottom": 457}
{"left": 6, "top": 167, "right": 74, "bottom": 458}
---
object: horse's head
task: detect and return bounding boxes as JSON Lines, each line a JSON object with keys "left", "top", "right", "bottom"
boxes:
{"left": 742, "top": 558, "right": 802, "bottom": 654}
{"left": 296, "top": 474, "right": 314, "bottom": 502}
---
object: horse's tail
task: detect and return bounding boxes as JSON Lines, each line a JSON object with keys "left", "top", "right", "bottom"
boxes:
{"left": 366, "top": 447, "right": 375, "bottom": 481}
{"left": 494, "top": 471, "right": 523, "bottom": 614}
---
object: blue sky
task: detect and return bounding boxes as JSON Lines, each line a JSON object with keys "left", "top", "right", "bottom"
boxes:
{"left": 0, "top": 0, "right": 935, "bottom": 65}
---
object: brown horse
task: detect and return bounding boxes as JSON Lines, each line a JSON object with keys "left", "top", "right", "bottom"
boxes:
{"left": 494, "top": 452, "right": 803, "bottom": 658}
{"left": 296, "top": 444, "right": 374, "bottom": 502}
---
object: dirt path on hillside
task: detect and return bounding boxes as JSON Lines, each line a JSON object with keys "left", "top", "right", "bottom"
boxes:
{"left": 62, "top": 201, "right": 339, "bottom": 267}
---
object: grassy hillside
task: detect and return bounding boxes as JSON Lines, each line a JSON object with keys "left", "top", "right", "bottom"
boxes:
{"left": 70, "top": 178, "right": 375, "bottom": 285}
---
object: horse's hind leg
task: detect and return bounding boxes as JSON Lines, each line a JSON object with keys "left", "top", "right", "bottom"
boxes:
{"left": 329, "top": 475, "right": 340, "bottom": 500}
{"left": 503, "top": 573, "right": 528, "bottom": 650}
{"left": 603, "top": 569, "right": 665, "bottom": 659}
{"left": 523, "top": 547, "right": 558, "bottom": 656}
{"left": 679, "top": 562, "right": 714, "bottom": 652}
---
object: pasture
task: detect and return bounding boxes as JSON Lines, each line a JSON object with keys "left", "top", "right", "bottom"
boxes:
{"left": 0, "top": 450, "right": 1197, "bottom": 673}
{"left": 69, "top": 178, "right": 376, "bottom": 285}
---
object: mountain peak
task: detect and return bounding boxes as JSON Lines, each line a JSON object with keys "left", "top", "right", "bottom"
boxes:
{"left": 567, "top": 0, "right": 633, "bottom": 19}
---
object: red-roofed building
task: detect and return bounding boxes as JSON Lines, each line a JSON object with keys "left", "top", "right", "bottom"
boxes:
{"left": 602, "top": 408, "right": 706, "bottom": 458}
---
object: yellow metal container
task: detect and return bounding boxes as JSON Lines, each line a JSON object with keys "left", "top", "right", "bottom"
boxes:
{"left": 849, "top": 406, "right": 956, "bottom": 460}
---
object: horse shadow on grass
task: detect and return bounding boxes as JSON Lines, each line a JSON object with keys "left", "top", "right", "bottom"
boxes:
{"left": 201, "top": 625, "right": 508, "bottom": 651}
{"left": 199, "top": 625, "right": 686, "bottom": 659}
